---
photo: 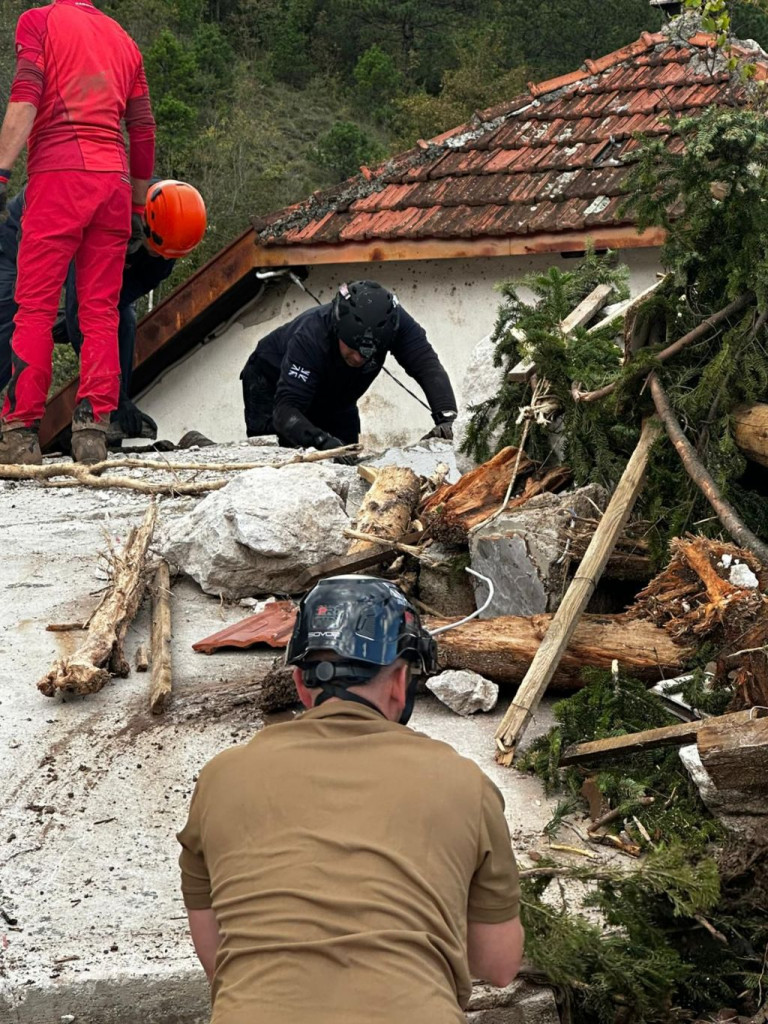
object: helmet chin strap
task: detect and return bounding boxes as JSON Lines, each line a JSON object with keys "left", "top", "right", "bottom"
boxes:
{"left": 303, "top": 660, "right": 417, "bottom": 724}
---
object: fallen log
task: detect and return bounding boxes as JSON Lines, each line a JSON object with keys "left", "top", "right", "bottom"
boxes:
{"left": 731, "top": 402, "right": 768, "bottom": 468}
{"left": 421, "top": 446, "right": 570, "bottom": 544}
{"left": 149, "top": 560, "right": 173, "bottom": 714}
{"left": 697, "top": 712, "right": 768, "bottom": 792}
{"left": 348, "top": 466, "right": 421, "bottom": 554}
{"left": 429, "top": 611, "right": 691, "bottom": 689}
{"left": 560, "top": 709, "right": 762, "bottom": 766}
{"left": 38, "top": 503, "right": 156, "bottom": 697}
{"left": 649, "top": 373, "right": 768, "bottom": 564}
{"left": 493, "top": 416, "right": 662, "bottom": 762}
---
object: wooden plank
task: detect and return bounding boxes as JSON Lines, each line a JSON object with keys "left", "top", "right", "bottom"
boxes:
{"left": 149, "top": 560, "right": 173, "bottom": 714}
{"left": 508, "top": 285, "right": 612, "bottom": 382}
{"left": 560, "top": 283, "right": 613, "bottom": 334}
{"left": 250, "top": 226, "right": 667, "bottom": 268}
{"left": 561, "top": 709, "right": 763, "bottom": 766}
{"left": 697, "top": 710, "right": 768, "bottom": 791}
{"left": 494, "top": 416, "right": 663, "bottom": 763}
{"left": 296, "top": 546, "right": 398, "bottom": 591}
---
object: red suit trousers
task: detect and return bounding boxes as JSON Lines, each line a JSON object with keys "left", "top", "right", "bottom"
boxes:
{"left": 2, "top": 170, "right": 131, "bottom": 426}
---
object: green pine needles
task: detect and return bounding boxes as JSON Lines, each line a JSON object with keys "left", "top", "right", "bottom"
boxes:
{"left": 463, "top": 107, "right": 768, "bottom": 561}
{"left": 517, "top": 670, "right": 766, "bottom": 1023}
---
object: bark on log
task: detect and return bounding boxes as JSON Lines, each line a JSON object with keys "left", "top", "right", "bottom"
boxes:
{"left": 698, "top": 712, "right": 768, "bottom": 792}
{"left": 38, "top": 503, "right": 156, "bottom": 697}
{"left": 149, "top": 560, "right": 173, "bottom": 714}
{"left": 429, "top": 612, "right": 691, "bottom": 689}
{"left": 731, "top": 402, "right": 768, "bottom": 468}
{"left": 421, "top": 445, "right": 570, "bottom": 544}
{"left": 348, "top": 466, "right": 421, "bottom": 554}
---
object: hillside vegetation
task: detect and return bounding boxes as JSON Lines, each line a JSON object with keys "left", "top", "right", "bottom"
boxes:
{"left": 2, "top": 0, "right": 768, "bottom": 298}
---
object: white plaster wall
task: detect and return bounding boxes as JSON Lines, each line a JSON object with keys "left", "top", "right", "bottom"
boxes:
{"left": 138, "top": 247, "right": 661, "bottom": 447}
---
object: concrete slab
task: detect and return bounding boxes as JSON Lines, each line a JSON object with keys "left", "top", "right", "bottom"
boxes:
{"left": 0, "top": 444, "right": 562, "bottom": 1022}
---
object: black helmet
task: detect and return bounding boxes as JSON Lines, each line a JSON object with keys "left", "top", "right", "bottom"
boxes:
{"left": 332, "top": 281, "right": 400, "bottom": 361}
{"left": 286, "top": 575, "right": 436, "bottom": 724}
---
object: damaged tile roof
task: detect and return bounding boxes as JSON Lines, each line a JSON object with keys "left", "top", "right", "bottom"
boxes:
{"left": 255, "top": 30, "right": 768, "bottom": 253}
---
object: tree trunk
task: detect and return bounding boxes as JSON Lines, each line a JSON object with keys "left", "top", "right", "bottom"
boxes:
{"left": 429, "top": 612, "right": 691, "bottom": 689}
{"left": 731, "top": 402, "right": 768, "bottom": 468}
{"left": 348, "top": 465, "right": 421, "bottom": 554}
{"left": 421, "top": 445, "right": 570, "bottom": 544}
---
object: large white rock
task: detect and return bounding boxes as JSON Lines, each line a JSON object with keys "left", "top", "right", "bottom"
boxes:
{"left": 159, "top": 463, "right": 350, "bottom": 598}
{"left": 427, "top": 669, "right": 499, "bottom": 716}
{"left": 453, "top": 333, "right": 505, "bottom": 471}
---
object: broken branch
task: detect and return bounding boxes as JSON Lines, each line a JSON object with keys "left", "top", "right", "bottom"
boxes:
{"left": 648, "top": 372, "right": 768, "bottom": 563}
{"left": 574, "top": 292, "right": 754, "bottom": 404}
{"left": 149, "top": 561, "right": 173, "bottom": 714}
{"left": 0, "top": 444, "right": 362, "bottom": 495}
{"left": 38, "top": 503, "right": 156, "bottom": 697}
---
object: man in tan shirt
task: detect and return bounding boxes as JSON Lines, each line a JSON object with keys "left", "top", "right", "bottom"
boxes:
{"left": 178, "top": 575, "right": 524, "bottom": 1024}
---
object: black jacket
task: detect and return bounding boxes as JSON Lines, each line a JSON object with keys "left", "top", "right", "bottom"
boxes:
{"left": 247, "top": 302, "right": 456, "bottom": 447}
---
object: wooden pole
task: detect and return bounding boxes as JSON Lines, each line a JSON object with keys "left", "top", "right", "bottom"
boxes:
{"left": 493, "top": 417, "right": 663, "bottom": 764}
{"left": 649, "top": 373, "right": 768, "bottom": 564}
{"left": 149, "top": 560, "right": 173, "bottom": 714}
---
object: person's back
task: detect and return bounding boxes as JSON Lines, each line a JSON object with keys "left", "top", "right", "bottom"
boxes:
{"left": 179, "top": 703, "right": 519, "bottom": 1024}
{"left": 16, "top": 0, "right": 150, "bottom": 174}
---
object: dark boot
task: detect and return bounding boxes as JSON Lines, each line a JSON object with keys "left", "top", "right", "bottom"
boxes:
{"left": 71, "top": 401, "right": 108, "bottom": 465}
{"left": 0, "top": 421, "right": 42, "bottom": 465}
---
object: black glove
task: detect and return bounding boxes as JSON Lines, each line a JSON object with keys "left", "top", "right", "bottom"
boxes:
{"left": 318, "top": 433, "right": 358, "bottom": 466}
{"left": 110, "top": 398, "right": 157, "bottom": 439}
{"left": 421, "top": 413, "right": 457, "bottom": 441}
{"left": 128, "top": 211, "right": 145, "bottom": 254}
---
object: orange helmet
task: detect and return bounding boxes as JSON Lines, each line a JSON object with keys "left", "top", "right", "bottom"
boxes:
{"left": 143, "top": 180, "right": 207, "bottom": 259}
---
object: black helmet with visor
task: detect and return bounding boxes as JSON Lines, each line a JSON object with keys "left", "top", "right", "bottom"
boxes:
{"left": 286, "top": 575, "right": 436, "bottom": 724}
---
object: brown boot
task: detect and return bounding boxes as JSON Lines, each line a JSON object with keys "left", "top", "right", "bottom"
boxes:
{"left": 71, "top": 418, "right": 108, "bottom": 465}
{"left": 0, "top": 421, "right": 42, "bottom": 466}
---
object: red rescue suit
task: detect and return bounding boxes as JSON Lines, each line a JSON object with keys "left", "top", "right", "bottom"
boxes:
{"left": 2, "top": 0, "right": 155, "bottom": 427}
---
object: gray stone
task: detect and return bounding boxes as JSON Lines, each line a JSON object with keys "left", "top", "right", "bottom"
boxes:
{"left": 427, "top": 669, "right": 499, "bottom": 715}
{"left": 364, "top": 437, "right": 460, "bottom": 483}
{"left": 454, "top": 333, "right": 505, "bottom": 472}
{"left": 467, "top": 980, "right": 560, "bottom": 1024}
{"left": 158, "top": 463, "right": 350, "bottom": 597}
{"left": 419, "top": 544, "right": 477, "bottom": 617}
{"left": 470, "top": 484, "right": 608, "bottom": 617}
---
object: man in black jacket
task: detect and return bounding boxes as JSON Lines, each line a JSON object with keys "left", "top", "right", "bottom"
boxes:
{"left": 240, "top": 281, "right": 457, "bottom": 458}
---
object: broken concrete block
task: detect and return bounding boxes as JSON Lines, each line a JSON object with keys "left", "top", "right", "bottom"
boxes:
{"left": 418, "top": 544, "right": 477, "bottom": 617}
{"left": 470, "top": 485, "right": 608, "bottom": 617}
{"left": 467, "top": 980, "right": 560, "bottom": 1024}
{"left": 159, "top": 464, "right": 349, "bottom": 598}
{"left": 364, "top": 437, "right": 460, "bottom": 483}
{"left": 427, "top": 669, "right": 499, "bottom": 715}
{"left": 454, "top": 333, "right": 505, "bottom": 472}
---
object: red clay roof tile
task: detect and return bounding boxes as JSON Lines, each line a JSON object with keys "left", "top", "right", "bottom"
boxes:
{"left": 257, "top": 32, "right": 766, "bottom": 250}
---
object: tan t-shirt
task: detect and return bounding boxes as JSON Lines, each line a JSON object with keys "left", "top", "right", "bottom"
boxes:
{"left": 177, "top": 702, "right": 520, "bottom": 1024}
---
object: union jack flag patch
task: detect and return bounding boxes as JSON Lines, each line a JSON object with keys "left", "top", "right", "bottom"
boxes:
{"left": 288, "top": 364, "right": 310, "bottom": 383}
